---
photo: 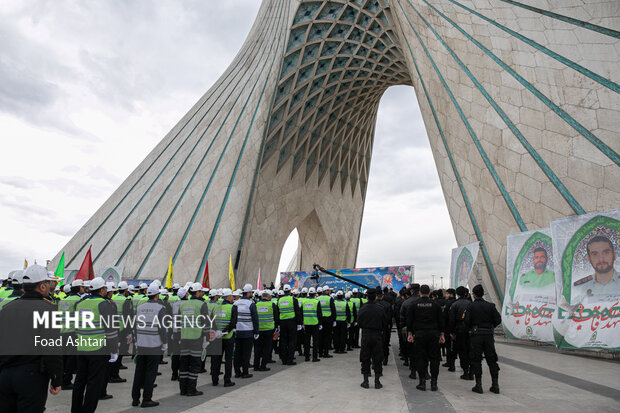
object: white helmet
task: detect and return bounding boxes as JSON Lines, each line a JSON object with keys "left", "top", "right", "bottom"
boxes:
{"left": 209, "top": 289, "right": 218, "bottom": 297}
{"left": 22, "top": 265, "right": 52, "bottom": 284}
{"left": 90, "top": 277, "right": 106, "bottom": 290}
{"left": 352, "top": 288, "right": 359, "bottom": 293}
{"left": 316, "top": 286, "right": 323, "bottom": 293}
{"left": 283, "top": 284, "right": 291, "bottom": 292}
{"left": 152, "top": 280, "right": 162, "bottom": 287}
{"left": 308, "top": 287, "right": 316, "bottom": 294}
{"left": 139, "top": 282, "right": 148, "bottom": 289}
{"left": 127, "top": 285, "right": 136, "bottom": 292}
{"left": 336, "top": 290, "right": 344, "bottom": 296}
{"left": 146, "top": 284, "right": 159, "bottom": 296}
{"left": 323, "top": 285, "right": 331, "bottom": 291}
{"left": 221, "top": 288, "right": 233, "bottom": 296}
{"left": 10, "top": 270, "right": 25, "bottom": 284}
{"left": 345, "top": 292, "right": 352, "bottom": 299}
{"left": 177, "top": 287, "right": 188, "bottom": 299}
{"left": 173, "top": 283, "right": 180, "bottom": 289}
{"left": 301, "top": 287, "right": 308, "bottom": 294}
{"left": 118, "top": 281, "right": 129, "bottom": 290}
{"left": 292, "top": 288, "right": 299, "bottom": 294}
{"left": 232, "top": 289, "right": 241, "bottom": 297}
{"left": 63, "top": 284, "right": 71, "bottom": 293}
{"left": 106, "top": 282, "right": 117, "bottom": 292}
{"left": 243, "top": 284, "right": 253, "bottom": 293}
{"left": 278, "top": 290, "right": 284, "bottom": 296}
{"left": 190, "top": 282, "right": 202, "bottom": 292}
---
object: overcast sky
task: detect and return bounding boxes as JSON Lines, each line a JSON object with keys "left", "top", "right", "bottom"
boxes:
{"left": 1, "top": 0, "right": 456, "bottom": 287}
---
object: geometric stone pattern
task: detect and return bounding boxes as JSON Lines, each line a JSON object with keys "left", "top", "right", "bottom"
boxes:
{"left": 51, "top": 0, "right": 620, "bottom": 304}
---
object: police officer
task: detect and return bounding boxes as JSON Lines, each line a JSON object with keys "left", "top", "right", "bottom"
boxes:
{"left": 110, "top": 281, "right": 133, "bottom": 382}
{"left": 59, "top": 279, "right": 85, "bottom": 390}
{"left": 407, "top": 284, "right": 445, "bottom": 391}
{"left": 170, "top": 287, "right": 187, "bottom": 381}
{"left": 296, "top": 287, "right": 308, "bottom": 356}
{"left": 448, "top": 286, "right": 473, "bottom": 381}
{"left": 72, "top": 277, "right": 119, "bottom": 413}
{"left": 358, "top": 287, "right": 387, "bottom": 389}
{"left": 277, "top": 284, "right": 302, "bottom": 365}
{"left": 345, "top": 291, "right": 357, "bottom": 351}
{"left": 211, "top": 288, "right": 236, "bottom": 387}
{"left": 400, "top": 284, "right": 420, "bottom": 379}
{"left": 442, "top": 288, "right": 457, "bottom": 372}
{"left": 178, "top": 283, "right": 209, "bottom": 396}
{"left": 254, "top": 290, "right": 279, "bottom": 371}
{"left": 317, "top": 286, "right": 336, "bottom": 359}
{"left": 0, "top": 270, "right": 24, "bottom": 309}
{"left": 466, "top": 284, "right": 501, "bottom": 394}
{"left": 333, "top": 291, "right": 350, "bottom": 353}
{"left": 0, "top": 265, "right": 63, "bottom": 412}
{"left": 349, "top": 288, "right": 363, "bottom": 348}
{"left": 131, "top": 283, "right": 168, "bottom": 407}
{"left": 233, "top": 284, "right": 259, "bottom": 379}
{"left": 302, "top": 287, "right": 322, "bottom": 362}
{"left": 375, "top": 289, "right": 393, "bottom": 365}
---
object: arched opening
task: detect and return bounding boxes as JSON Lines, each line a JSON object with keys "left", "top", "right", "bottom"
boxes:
{"left": 277, "top": 227, "right": 300, "bottom": 280}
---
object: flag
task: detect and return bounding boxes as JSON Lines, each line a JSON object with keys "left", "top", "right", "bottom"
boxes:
{"left": 23, "top": 259, "right": 28, "bottom": 269}
{"left": 229, "top": 255, "right": 236, "bottom": 290}
{"left": 75, "top": 246, "right": 95, "bottom": 281}
{"left": 202, "top": 261, "right": 210, "bottom": 288}
{"left": 257, "top": 267, "right": 262, "bottom": 290}
{"left": 55, "top": 252, "right": 65, "bottom": 286}
{"left": 165, "top": 256, "right": 173, "bottom": 289}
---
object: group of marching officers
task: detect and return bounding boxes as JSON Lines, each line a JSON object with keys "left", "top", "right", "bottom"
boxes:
{"left": 0, "top": 267, "right": 502, "bottom": 412}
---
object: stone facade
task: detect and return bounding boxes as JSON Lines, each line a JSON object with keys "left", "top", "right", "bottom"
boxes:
{"left": 51, "top": 0, "right": 619, "bottom": 303}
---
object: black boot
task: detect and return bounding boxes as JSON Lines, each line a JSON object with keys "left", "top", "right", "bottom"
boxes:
{"left": 490, "top": 376, "right": 500, "bottom": 394}
{"left": 408, "top": 370, "right": 416, "bottom": 380}
{"left": 375, "top": 377, "right": 383, "bottom": 389}
{"left": 416, "top": 373, "right": 426, "bottom": 391}
{"left": 361, "top": 374, "right": 369, "bottom": 389}
{"left": 430, "top": 378, "right": 438, "bottom": 391}
{"left": 472, "top": 375, "right": 483, "bottom": 394}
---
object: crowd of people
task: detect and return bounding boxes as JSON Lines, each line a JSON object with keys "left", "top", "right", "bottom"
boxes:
{"left": 0, "top": 265, "right": 502, "bottom": 412}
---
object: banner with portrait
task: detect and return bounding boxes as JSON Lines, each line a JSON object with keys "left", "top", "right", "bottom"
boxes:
{"left": 502, "top": 228, "right": 555, "bottom": 344}
{"left": 551, "top": 209, "right": 620, "bottom": 351}
{"left": 449, "top": 242, "right": 480, "bottom": 288}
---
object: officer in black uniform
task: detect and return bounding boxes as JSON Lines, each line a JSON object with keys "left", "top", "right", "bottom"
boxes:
{"left": 448, "top": 286, "right": 473, "bottom": 380}
{"left": 375, "top": 289, "right": 393, "bottom": 366}
{"left": 466, "top": 284, "right": 501, "bottom": 394}
{"left": 399, "top": 284, "right": 419, "bottom": 379}
{"left": 406, "top": 284, "right": 445, "bottom": 391}
{"left": 357, "top": 287, "right": 388, "bottom": 389}
{"left": 442, "top": 288, "right": 456, "bottom": 371}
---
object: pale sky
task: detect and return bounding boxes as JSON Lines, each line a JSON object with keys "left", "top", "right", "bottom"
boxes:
{"left": 0, "top": 0, "right": 456, "bottom": 287}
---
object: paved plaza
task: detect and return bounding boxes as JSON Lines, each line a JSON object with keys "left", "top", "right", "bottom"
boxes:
{"left": 45, "top": 334, "right": 620, "bottom": 413}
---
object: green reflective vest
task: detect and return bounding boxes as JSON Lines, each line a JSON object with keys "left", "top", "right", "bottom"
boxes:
{"left": 132, "top": 293, "right": 145, "bottom": 306}
{"left": 180, "top": 298, "right": 205, "bottom": 340}
{"left": 168, "top": 295, "right": 180, "bottom": 304}
{"left": 0, "top": 288, "right": 13, "bottom": 300}
{"left": 256, "top": 300, "right": 275, "bottom": 331}
{"left": 111, "top": 294, "right": 128, "bottom": 331}
{"left": 361, "top": 298, "right": 368, "bottom": 305}
{"left": 59, "top": 294, "right": 81, "bottom": 333}
{"left": 215, "top": 302, "right": 234, "bottom": 340}
{"left": 346, "top": 300, "right": 355, "bottom": 323}
{"left": 302, "top": 298, "right": 319, "bottom": 325}
{"left": 277, "top": 296, "right": 295, "bottom": 320}
{"left": 350, "top": 297, "right": 362, "bottom": 310}
{"left": 76, "top": 297, "right": 106, "bottom": 352}
{"left": 334, "top": 300, "right": 347, "bottom": 321}
{"left": 0, "top": 295, "right": 19, "bottom": 310}
{"left": 317, "top": 295, "right": 332, "bottom": 316}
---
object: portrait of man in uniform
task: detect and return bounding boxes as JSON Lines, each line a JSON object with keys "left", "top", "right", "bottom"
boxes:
{"left": 518, "top": 247, "right": 555, "bottom": 290}
{"left": 573, "top": 235, "right": 620, "bottom": 298}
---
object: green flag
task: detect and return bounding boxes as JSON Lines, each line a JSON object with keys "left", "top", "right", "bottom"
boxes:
{"left": 55, "top": 252, "right": 65, "bottom": 285}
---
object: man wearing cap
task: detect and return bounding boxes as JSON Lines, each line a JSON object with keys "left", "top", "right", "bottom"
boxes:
{"left": 376, "top": 288, "right": 393, "bottom": 366}
{"left": 345, "top": 291, "right": 358, "bottom": 351}
{"left": 59, "top": 279, "right": 85, "bottom": 390}
{"left": 448, "top": 286, "right": 473, "bottom": 381}
{"left": 254, "top": 290, "right": 279, "bottom": 371}
{"left": 277, "top": 284, "right": 302, "bottom": 365}
{"left": 357, "top": 287, "right": 388, "bottom": 389}
{"left": 211, "top": 288, "right": 236, "bottom": 387}
{"left": 0, "top": 270, "right": 24, "bottom": 310}
{"left": 349, "top": 288, "right": 363, "bottom": 348}
{"left": 99, "top": 282, "right": 119, "bottom": 401}
{"left": 110, "top": 281, "right": 133, "bottom": 383}
{"left": 297, "top": 287, "right": 308, "bottom": 356}
{"left": 233, "top": 284, "right": 259, "bottom": 379}
{"left": 333, "top": 291, "right": 351, "bottom": 354}
{"left": 407, "top": 284, "right": 445, "bottom": 392}
{"left": 466, "top": 284, "right": 501, "bottom": 394}
{"left": 302, "top": 287, "right": 323, "bottom": 362}
{"left": 131, "top": 284, "right": 168, "bottom": 407}
{"left": 317, "top": 286, "right": 336, "bottom": 359}
{"left": 170, "top": 287, "right": 188, "bottom": 381}
{"left": 133, "top": 283, "right": 148, "bottom": 307}
{"left": 71, "top": 277, "right": 119, "bottom": 413}
{"left": 178, "top": 283, "right": 209, "bottom": 396}
{"left": 0, "top": 272, "right": 12, "bottom": 300}
{"left": 0, "top": 265, "right": 63, "bottom": 412}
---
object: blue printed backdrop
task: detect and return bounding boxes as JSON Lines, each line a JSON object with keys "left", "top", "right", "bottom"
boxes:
{"left": 280, "top": 265, "right": 414, "bottom": 292}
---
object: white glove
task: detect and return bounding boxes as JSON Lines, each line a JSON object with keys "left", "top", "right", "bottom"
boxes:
{"left": 109, "top": 353, "right": 118, "bottom": 363}
{"left": 354, "top": 322, "right": 358, "bottom": 326}
{"left": 253, "top": 334, "right": 259, "bottom": 340}
{"left": 319, "top": 325, "right": 323, "bottom": 331}
{"left": 215, "top": 330, "right": 223, "bottom": 339}
{"left": 347, "top": 323, "right": 351, "bottom": 328}
{"left": 202, "top": 341, "right": 210, "bottom": 349}
{"left": 275, "top": 326, "right": 280, "bottom": 333}
{"left": 296, "top": 325, "right": 302, "bottom": 331}
{"left": 161, "top": 343, "right": 168, "bottom": 352}
{"left": 126, "top": 334, "right": 133, "bottom": 344}
{"left": 332, "top": 321, "right": 336, "bottom": 327}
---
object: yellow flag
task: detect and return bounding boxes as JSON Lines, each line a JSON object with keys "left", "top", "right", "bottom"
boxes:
{"left": 229, "top": 255, "right": 236, "bottom": 290}
{"left": 24, "top": 259, "right": 28, "bottom": 269}
{"left": 166, "top": 257, "right": 173, "bottom": 289}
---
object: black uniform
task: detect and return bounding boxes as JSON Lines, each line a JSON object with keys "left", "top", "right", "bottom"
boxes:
{"left": 407, "top": 296, "right": 445, "bottom": 386}
{"left": 358, "top": 299, "right": 388, "bottom": 376}
{"left": 443, "top": 297, "right": 456, "bottom": 369}
{"left": 376, "top": 297, "right": 393, "bottom": 364}
{"left": 400, "top": 295, "right": 419, "bottom": 373}
{"left": 466, "top": 298, "right": 501, "bottom": 385}
{"left": 319, "top": 294, "right": 336, "bottom": 358}
{"left": 448, "top": 297, "right": 472, "bottom": 377}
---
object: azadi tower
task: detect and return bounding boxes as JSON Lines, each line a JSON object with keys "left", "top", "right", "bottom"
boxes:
{"left": 52, "top": 0, "right": 619, "bottom": 303}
